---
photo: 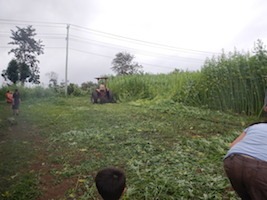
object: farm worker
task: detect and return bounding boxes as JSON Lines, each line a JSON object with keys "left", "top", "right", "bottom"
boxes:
{"left": 12, "top": 89, "right": 21, "bottom": 115}
{"left": 96, "top": 84, "right": 110, "bottom": 98}
{"left": 95, "top": 167, "right": 126, "bottom": 200}
{"left": 223, "top": 121, "right": 267, "bottom": 200}
{"left": 96, "top": 84, "right": 107, "bottom": 92}
{"left": 5, "top": 90, "right": 13, "bottom": 103}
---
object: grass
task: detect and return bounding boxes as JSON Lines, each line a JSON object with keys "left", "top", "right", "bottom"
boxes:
{"left": 0, "top": 102, "right": 40, "bottom": 200}
{"left": 0, "top": 97, "right": 257, "bottom": 199}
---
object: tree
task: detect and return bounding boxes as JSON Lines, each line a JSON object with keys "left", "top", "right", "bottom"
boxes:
{"left": 45, "top": 71, "right": 58, "bottom": 87}
{"left": 81, "top": 81, "right": 97, "bottom": 91}
{"left": 67, "top": 83, "right": 82, "bottom": 96}
{"left": 111, "top": 52, "right": 143, "bottom": 75}
{"left": 1, "top": 59, "right": 19, "bottom": 84}
{"left": 8, "top": 25, "right": 44, "bottom": 84}
{"left": 2, "top": 59, "right": 32, "bottom": 85}
{"left": 20, "top": 63, "right": 31, "bottom": 82}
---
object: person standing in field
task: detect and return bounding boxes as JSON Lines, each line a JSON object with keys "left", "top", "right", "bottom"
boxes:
{"left": 5, "top": 90, "right": 13, "bottom": 104}
{"left": 95, "top": 167, "right": 126, "bottom": 200}
{"left": 223, "top": 121, "right": 267, "bottom": 200}
{"left": 12, "top": 89, "right": 21, "bottom": 115}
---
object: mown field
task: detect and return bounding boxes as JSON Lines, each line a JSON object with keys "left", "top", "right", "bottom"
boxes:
{"left": 0, "top": 96, "right": 258, "bottom": 200}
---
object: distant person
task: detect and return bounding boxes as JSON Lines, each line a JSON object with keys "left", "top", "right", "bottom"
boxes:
{"left": 223, "top": 121, "right": 267, "bottom": 199}
{"left": 96, "top": 84, "right": 108, "bottom": 93}
{"left": 12, "top": 89, "right": 21, "bottom": 115}
{"left": 5, "top": 90, "right": 13, "bottom": 104}
{"left": 95, "top": 167, "right": 126, "bottom": 200}
{"left": 96, "top": 84, "right": 110, "bottom": 98}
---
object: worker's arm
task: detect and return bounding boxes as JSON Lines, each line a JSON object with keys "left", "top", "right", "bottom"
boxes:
{"left": 230, "top": 132, "right": 246, "bottom": 148}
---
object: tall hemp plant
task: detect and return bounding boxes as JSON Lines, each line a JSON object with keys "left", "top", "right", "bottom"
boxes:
{"left": 200, "top": 40, "right": 267, "bottom": 115}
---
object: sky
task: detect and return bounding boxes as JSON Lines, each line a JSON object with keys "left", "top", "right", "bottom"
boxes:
{"left": 0, "top": 0, "right": 267, "bottom": 86}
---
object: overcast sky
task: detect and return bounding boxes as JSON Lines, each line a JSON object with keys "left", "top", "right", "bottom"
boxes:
{"left": 1, "top": 0, "right": 267, "bottom": 86}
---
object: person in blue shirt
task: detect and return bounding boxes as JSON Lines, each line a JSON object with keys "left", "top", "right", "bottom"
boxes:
{"left": 12, "top": 89, "right": 21, "bottom": 115}
{"left": 223, "top": 121, "right": 267, "bottom": 200}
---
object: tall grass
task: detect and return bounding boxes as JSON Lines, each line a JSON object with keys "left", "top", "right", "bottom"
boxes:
{"left": 200, "top": 48, "right": 267, "bottom": 115}
{"left": 108, "top": 72, "right": 201, "bottom": 103}
{"left": 108, "top": 41, "right": 267, "bottom": 116}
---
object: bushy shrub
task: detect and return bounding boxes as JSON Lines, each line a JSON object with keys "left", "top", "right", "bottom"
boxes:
{"left": 67, "top": 83, "right": 83, "bottom": 96}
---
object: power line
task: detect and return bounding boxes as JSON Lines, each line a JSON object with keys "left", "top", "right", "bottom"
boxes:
{"left": 0, "top": 18, "right": 65, "bottom": 26}
{"left": 38, "top": 33, "right": 65, "bottom": 36}
{"left": 0, "top": 45, "right": 64, "bottom": 49}
{"left": 44, "top": 46, "right": 65, "bottom": 49}
{"left": 69, "top": 47, "right": 180, "bottom": 70}
{"left": 1, "top": 27, "right": 206, "bottom": 64}
{"left": 70, "top": 24, "right": 220, "bottom": 55}
{"left": 0, "top": 33, "right": 64, "bottom": 41}
{"left": 0, "top": 19, "right": 208, "bottom": 72}
{"left": 69, "top": 36, "right": 205, "bottom": 63}
{"left": 0, "top": 18, "right": 220, "bottom": 56}
{"left": 70, "top": 48, "right": 113, "bottom": 59}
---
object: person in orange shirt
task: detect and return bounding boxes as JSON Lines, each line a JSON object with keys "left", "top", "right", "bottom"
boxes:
{"left": 5, "top": 90, "right": 13, "bottom": 104}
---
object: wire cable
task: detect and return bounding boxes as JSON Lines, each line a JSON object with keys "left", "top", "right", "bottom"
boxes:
{"left": 69, "top": 36, "right": 205, "bottom": 63}
{"left": 70, "top": 24, "right": 220, "bottom": 55}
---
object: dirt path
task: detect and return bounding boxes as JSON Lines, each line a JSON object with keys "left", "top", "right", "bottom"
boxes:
{"left": 0, "top": 113, "right": 76, "bottom": 200}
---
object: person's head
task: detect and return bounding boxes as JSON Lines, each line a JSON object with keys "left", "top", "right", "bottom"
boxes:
{"left": 95, "top": 167, "right": 126, "bottom": 200}
{"left": 99, "top": 84, "right": 106, "bottom": 91}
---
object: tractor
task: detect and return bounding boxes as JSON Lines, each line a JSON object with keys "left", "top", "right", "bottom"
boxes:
{"left": 91, "top": 77, "right": 115, "bottom": 103}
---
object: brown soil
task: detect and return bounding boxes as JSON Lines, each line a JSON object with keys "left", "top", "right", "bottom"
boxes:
{"left": 3, "top": 117, "right": 77, "bottom": 200}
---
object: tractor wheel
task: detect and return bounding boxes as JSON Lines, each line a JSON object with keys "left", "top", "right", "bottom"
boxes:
{"left": 91, "top": 91, "right": 98, "bottom": 103}
{"left": 107, "top": 90, "right": 115, "bottom": 103}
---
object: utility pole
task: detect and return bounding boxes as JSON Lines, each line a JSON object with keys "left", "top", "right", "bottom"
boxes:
{"left": 65, "top": 24, "right": 70, "bottom": 96}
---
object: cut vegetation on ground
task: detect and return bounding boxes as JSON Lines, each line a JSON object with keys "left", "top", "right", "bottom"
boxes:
{"left": 0, "top": 97, "right": 257, "bottom": 199}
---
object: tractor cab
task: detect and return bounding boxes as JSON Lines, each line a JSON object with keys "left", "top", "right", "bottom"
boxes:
{"left": 91, "top": 77, "right": 115, "bottom": 103}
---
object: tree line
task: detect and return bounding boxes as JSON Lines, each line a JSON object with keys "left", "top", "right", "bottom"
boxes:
{"left": 1, "top": 25, "right": 143, "bottom": 86}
